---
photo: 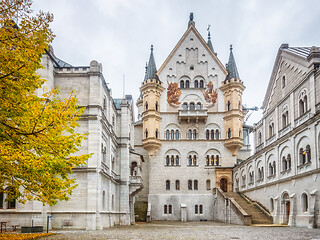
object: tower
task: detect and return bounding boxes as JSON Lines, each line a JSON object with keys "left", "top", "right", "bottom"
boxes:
{"left": 140, "top": 45, "right": 165, "bottom": 157}
{"left": 220, "top": 45, "right": 245, "bottom": 156}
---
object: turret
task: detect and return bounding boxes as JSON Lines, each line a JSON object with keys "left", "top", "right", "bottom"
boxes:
{"left": 140, "top": 45, "right": 165, "bottom": 157}
{"left": 220, "top": 45, "right": 245, "bottom": 156}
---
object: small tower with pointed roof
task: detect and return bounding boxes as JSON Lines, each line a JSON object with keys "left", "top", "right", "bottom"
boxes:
{"left": 140, "top": 45, "right": 165, "bottom": 157}
{"left": 220, "top": 45, "right": 246, "bottom": 156}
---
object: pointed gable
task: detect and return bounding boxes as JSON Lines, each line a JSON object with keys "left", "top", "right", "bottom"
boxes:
{"left": 262, "top": 45, "right": 312, "bottom": 112}
{"left": 157, "top": 24, "right": 227, "bottom": 76}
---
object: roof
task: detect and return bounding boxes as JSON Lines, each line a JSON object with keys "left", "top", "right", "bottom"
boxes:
{"left": 225, "top": 45, "right": 240, "bottom": 81}
{"left": 207, "top": 30, "right": 215, "bottom": 53}
{"left": 53, "top": 57, "right": 73, "bottom": 68}
{"left": 282, "top": 46, "right": 316, "bottom": 59}
{"left": 145, "top": 45, "right": 160, "bottom": 82}
{"left": 113, "top": 99, "right": 122, "bottom": 110}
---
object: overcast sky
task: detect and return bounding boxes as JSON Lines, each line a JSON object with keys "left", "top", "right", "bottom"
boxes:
{"left": 33, "top": 0, "right": 320, "bottom": 125}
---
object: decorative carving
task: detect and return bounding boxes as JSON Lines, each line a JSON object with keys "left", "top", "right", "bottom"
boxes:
{"left": 201, "top": 81, "right": 218, "bottom": 106}
{"left": 167, "top": 80, "right": 181, "bottom": 107}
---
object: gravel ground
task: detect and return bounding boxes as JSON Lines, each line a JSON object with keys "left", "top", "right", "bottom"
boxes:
{"left": 40, "top": 221, "right": 320, "bottom": 240}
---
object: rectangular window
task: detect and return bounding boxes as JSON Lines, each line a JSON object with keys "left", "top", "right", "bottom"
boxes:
{"left": 168, "top": 205, "right": 172, "bottom": 214}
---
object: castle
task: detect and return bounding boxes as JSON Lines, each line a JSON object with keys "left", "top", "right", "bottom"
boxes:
{"left": 0, "top": 13, "right": 319, "bottom": 230}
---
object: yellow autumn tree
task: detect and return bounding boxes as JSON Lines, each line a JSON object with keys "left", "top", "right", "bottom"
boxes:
{"left": 0, "top": 0, "right": 91, "bottom": 205}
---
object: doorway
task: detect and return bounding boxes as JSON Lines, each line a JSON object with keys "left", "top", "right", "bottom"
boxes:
{"left": 220, "top": 178, "right": 228, "bottom": 192}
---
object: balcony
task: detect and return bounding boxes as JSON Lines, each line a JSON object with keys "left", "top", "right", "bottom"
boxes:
{"left": 129, "top": 175, "right": 143, "bottom": 195}
{"left": 178, "top": 109, "right": 207, "bottom": 123}
{"left": 278, "top": 124, "right": 291, "bottom": 137}
{"left": 294, "top": 110, "right": 311, "bottom": 127}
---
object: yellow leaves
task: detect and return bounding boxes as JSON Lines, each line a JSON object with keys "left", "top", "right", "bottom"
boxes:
{"left": 0, "top": 0, "right": 91, "bottom": 206}
{"left": 0, "top": 233, "right": 54, "bottom": 240}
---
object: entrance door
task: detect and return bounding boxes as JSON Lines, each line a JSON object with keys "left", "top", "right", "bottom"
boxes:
{"left": 220, "top": 178, "right": 228, "bottom": 192}
{"left": 285, "top": 201, "right": 290, "bottom": 224}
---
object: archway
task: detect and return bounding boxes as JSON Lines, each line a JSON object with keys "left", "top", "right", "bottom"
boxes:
{"left": 220, "top": 178, "right": 228, "bottom": 192}
{"left": 282, "top": 192, "right": 290, "bottom": 224}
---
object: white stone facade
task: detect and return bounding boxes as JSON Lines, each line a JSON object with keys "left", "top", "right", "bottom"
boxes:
{"left": 0, "top": 48, "right": 143, "bottom": 230}
{"left": 233, "top": 45, "right": 320, "bottom": 228}
{"left": 134, "top": 20, "right": 251, "bottom": 221}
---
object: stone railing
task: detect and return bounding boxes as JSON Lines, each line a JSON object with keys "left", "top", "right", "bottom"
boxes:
{"left": 266, "top": 135, "right": 276, "bottom": 146}
{"left": 130, "top": 175, "right": 142, "bottom": 184}
{"left": 178, "top": 109, "right": 208, "bottom": 122}
{"left": 278, "top": 124, "right": 291, "bottom": 137}
{"left": 255, "top": 142, "right": 264, "bottom": 152}
{"left": 294, "top": 110, "right": 311, "bottom": 127}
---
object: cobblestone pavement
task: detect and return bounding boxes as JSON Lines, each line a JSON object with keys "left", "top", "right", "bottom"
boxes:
{"left": 40, "top": 221, "right": 320, "bottom": 240}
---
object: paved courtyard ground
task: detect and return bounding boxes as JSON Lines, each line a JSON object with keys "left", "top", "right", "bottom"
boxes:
{"left": 41, "top": 221, "right": 320, "bottom": 240}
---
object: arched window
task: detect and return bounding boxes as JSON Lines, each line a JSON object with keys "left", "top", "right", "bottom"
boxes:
{"left": 176, "top": 180, "right": 180, "bottom": 190}
{"left": 269, "top": 162, "right": 273, "bottom": 176}
{"left": 206, "top": 129, "right": 210, "bottom": 140}
{"left": 206, "top": 155, "right": 209, "bottom": 166}
{"left": 287, "top": 154, "right": 291, "bottom": 169}
{"left": 299, "top": 148, "right": 306, "bottom": 165}
{"left": 216, "top": 155, "right": 220, "bottom": 166}
{"left": 166, "top": 155, "right": 169, "bottom": 166}
{"left": 196, "top": 102, "right": 201, "bottom": 110}
{"left": 199, "top": 204, "right": 203, "bottom": 214}
{"left": 269, "top": 122, "right": 274, "bottom": 138}
{"left": 282, "top": 111, "right": 288, "bottom": 128}
{"left": 166, "top": 129, "right": 170, "bottom": 140}
{"left": 302, "top": 193, "right": 308, "bottom": 212}
{"left": 227, "top": 101, "right": 231, "bottom": 111}
{"left": 200, "top": 80, "right": 204, "bottom": 88}
{"left": 145, "top": 129, "right": 148, "bottom": 138}
{"left": 171, "top": 130, "right": 174, "bottom": 140}
{"left": 270, "top": 198, "right": 274, "bottom": 212}
{"left": 190, "top": 102, "right": 195, "bottom": 110}
{"left": 195, "top": 205, "right": 198, "bottom": 214}
{"left": 215, "top": 130, "right": 220, "bottom": 140}
{"left": 194, "top": 180, "right": 198, "bottom": 190}
{"left": 155, "top": 101, "right": 159, "bottom": 111}
{"left": 188, "top": 180, "right": 192, "bottom": 190}
{"left": 211, "top": 155, "right": 214, "bottom": 166}
{"left": 272, "top": 161, "right": 276, "bottom": 175}
{"left": 188, "top": 129, "right": 192, "bottom": 140}
{"left": 186, "top": 80, "right": 190, "bottom": 88}
{"left": 155, "top": 129, "right": 159, "bottom": 139}
{"left": 258, "top": 131, "right": 262, "bottom": 145}
{"left": 206, "top": 180, "right": 211, "bottom": 190}
{"left": 211, "top": 129, "right": 214, "bottom": 140}
{"left": 282, "top": 156, "right": 287, "bottom": 171}
{"left": 176, "top": 155, "right": 180, "bottom": 166}
{"left": 164, "top": 205, "right": 168, "bottom": 214}
{"left": 180, "top": 80, "right": 184, "bottom": 88}
{"left": 193, "top": 155, "right": 197, "bottom": 166}
{"left": 7, "top": 188, "right": 16, "bottom": 209}
{"left": 145, "top": 101, "right": 148, "bottom": 111}
{"left": 166, "top": 180, "right": 170, "bottom": 190}
{"left": 194, "top": 80, "right": 199, "bottom": 88}
{"left": 193, "top": 129, "right": 197, "bottom": 140}
{"left": 188, "top": 155, "right": 192, "bottom": 166}
{"left": 175, "top": 130, "right": 180, "bottom": 140}
{"left": 171, "top": 155, "right": 174, "bottom": 166}
{"left": 227, "top": 128, "right": 232, "bottom": 139}
{"left": 168, "top": 205, "right": 172, "bottom": 214}
{"left": 306, "top": 145, "right": 311, "bottom": 162}
{"left": 282, "top": 76, "right": 286, "bottom": 88}
{"left": 182, "top": 102, "right": 188, "bottom": 110}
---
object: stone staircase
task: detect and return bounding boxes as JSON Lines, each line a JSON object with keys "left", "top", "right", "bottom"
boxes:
{"left": 226, "top": 192, "right": 273, "bottom": 225}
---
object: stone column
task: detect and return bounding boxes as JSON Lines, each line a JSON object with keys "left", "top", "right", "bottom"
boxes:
{"left": 288, "top": 193, "right": 296, "bottom": 226}
{"left": 273, "top": 196, "right": 280, "bottom": 224}
{"left": 309, "top": 190, "right": 318, "bottom": 229}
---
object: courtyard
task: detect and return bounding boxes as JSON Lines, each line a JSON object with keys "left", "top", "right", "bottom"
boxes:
{"left": 40, "top": 221, "right": 320, "bottom": 240}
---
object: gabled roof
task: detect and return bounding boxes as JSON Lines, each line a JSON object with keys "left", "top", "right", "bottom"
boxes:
{"left": 261, "top": 45, "right": 318, "bottom": 110}
{"left": 157, "top": 24, "right": 228, "bottom": 76}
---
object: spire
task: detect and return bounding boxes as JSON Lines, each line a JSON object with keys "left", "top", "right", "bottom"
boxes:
{"left": 145, "top": 45, "right": 160, "bottom": 82}
{"left": 188, "top": 12, "right": 195, "bottom": 28}
{"left": 226, "top": 45, "right": 240, "bottom": 81}
{"left": 143, "top": 62, "right": 148, "bottom": 81}
{"left": 207, "top": 25, "right": 215, "bottom": 53}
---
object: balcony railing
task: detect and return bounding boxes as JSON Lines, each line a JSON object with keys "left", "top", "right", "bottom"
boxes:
{"left": 295, "top": 110, "right": 311, "bottom": 127}
{"left": 178, "top": 109, "right": 208, "bottom": 122}
{"left": 278, "top": 124, "right": 291, "bottom": 137}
